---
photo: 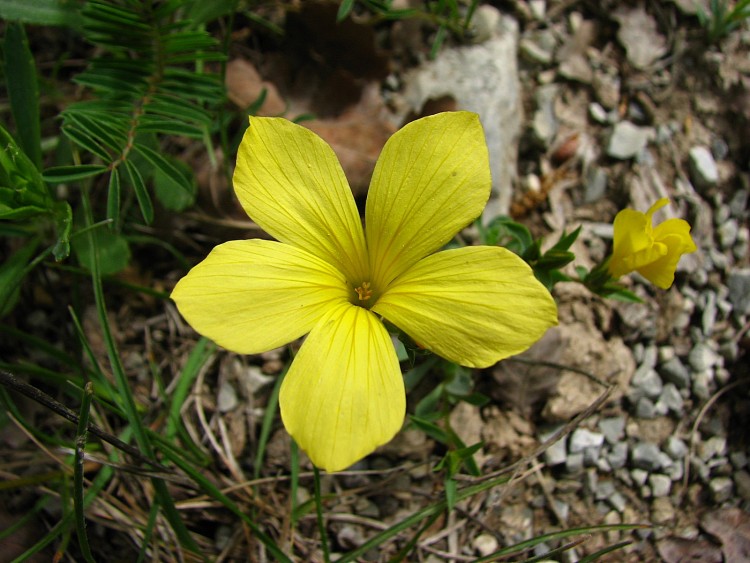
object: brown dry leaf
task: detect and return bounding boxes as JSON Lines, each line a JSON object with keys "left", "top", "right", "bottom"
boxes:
{"left": 701, "top": 507, "right": 750, "bottom": 561}
{"left": 304, "top": 83, "right": 396, "bottom": 197}
{"left": 656, "top": 537, "right": 722, "bottom": 563}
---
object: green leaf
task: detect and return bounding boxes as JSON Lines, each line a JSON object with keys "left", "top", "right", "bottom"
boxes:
{"left": 409, "top": 415, "right": 450, "bottom": 444}
{"left": 0, "top": 0, "right": 81, "bottom": 27}
{"left": 0, "top": 237, "right": 39, "bottom": 317}
{"left": 43, "top": 165, "right": 108, "bottom": 183}
{"left": 4, "top": 23, "right": 41, "bottom": 169}
{"left": 106, "top": 168, "right": 121, "bottom": 229}
{"left": 153, "top": 158, "right": 196, "bottom": 212}
{"left": 123, "top": 160, "right": 153, "bottom": 225}
{"left": 0, "top": 123, "right": 52, "bottom": 215}
{"left": 72, "top": 225, "right": 131, "bottom": 276}
{"left": 133, "top": 144, "right": 193, "bottom": 204}
{"left": 337, "top": 0, "right": 355, "bottom": 21}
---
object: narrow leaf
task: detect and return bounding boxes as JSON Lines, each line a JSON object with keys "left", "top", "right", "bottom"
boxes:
{"left": 43, "top": 165, "right": 108, "bottom": 183}
{"left": 123, "top": 160, "right": 153, "bottom": 225}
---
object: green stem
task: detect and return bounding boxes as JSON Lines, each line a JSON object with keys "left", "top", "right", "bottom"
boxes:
{"left": 313, "top": 466, "right": 331, "bottom": 563}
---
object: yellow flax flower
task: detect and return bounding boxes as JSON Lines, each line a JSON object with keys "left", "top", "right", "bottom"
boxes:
{"left": 608, "top": 198, "right": 697, "bottom": 289}
{"left": 172, "top": 112, "right": 557, "bottom": 472}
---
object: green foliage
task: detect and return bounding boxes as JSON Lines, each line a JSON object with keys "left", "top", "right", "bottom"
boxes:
{"left": 479, "top": 215, "right": 579, "bottom": 290}
{"left": 697, "top": 0, "right": 750, "bottom": 42}
{"left": 335, "top": 0, "right": 481, "bottom": 57}
{"left": 0, "top": 0, "right": 82, "bottom": 28}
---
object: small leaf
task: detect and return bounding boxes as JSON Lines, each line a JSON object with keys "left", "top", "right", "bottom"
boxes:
{"left": 43, "top": 164, "right": 108, "bottom": 183}
{"left": 4, "top": 23, "right": 41, "bottom": 169}
{"left": 337, "top": 0, "right": 355, "bottom": 21}
{"left": 106, "top": 168, "right": 121, "bottom": 229}
{"left": 133, "top": 144, "right": 193, "bottom": 204}
{"left": 52, "top": 201, "right": 72, "bottom": 260}
{"left": 72, "top": 225, "right": 130, "bottom": 276}
{"left": 123, "top": 160, "right": 153, "bottom": 225}
{"left": 153, "top": 158, "right": 196, "bottom": 211}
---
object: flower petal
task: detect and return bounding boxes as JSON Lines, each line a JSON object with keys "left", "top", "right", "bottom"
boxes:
{"left": 365, "top": 112, "right": 491, "bottom": 288}
{"left": 608, "top": 208, "right": 651, "bottom": 278}
{"left": 171, "top": 239, "right": 348, "bottom": 354}
{"left": 280, "top": 303, "right": 405, "bottom": 472}
{"left": 234, "top": 116, "right": 368, "bottom": 283}
{"left": 373, "top": 246, "right": 557, "bottom": 368}
{"left": 638, "top": 219, "right": 697, "bottom": 289}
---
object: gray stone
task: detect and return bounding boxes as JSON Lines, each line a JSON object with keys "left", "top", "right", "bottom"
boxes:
{"left": 595, "top": 480, "right": 616, "bottom": 500}
{"left": 659, "top": 357, "right": 691, "bottom": 389}
{"left": 599, "top": 417, "right": 626, "bottom": 444}
{"left": 667, "top": 462, "right": 684, "bottom": 481}
{"left": 584, "top": 166, "right": 609, "bottom": 202}
{"left": 607, "top": 121, "right": 652, "bottom": 159}
{"left": 689, "top": 342, "right": 721, "bottom": 372}
{"left": 699, "top": 436, "right": 727, "bottom": 461}
{"left": 665, "top": 437, "right": 688, "bottom": 460}
{"left": 659, "top": 383, "right": 684, "bottom": 414}
{"left": 632, "top": 367, "right": 663, "bottom": 399}
{"left": 649, "top": 474, "right": 672, "bottom": 497}
{"left": 609, "top": 442, "right": 629, "bottom": 470}
{"left": 217, "top": 381, "right": 238, "bottom": 412}
{"left": 566, "top": 452, "right": 584, "bottom": 473}
{"left": 701, "top": 291, "right": 718, "bottom": 336}
{"left": 531, "top": 84, "right": 558, "bottom": 147}
{"left": 727, "top": 268, "right": 750, "bottom": 316}
{"left": 651, "top": 497, "right": 676, "bottom": 526}
{"left": 589, "top": 102, "right": 609, "bottom": 124}
{"left": 593, "top": 71, "right": 620, "bottom": 109}
{"left": 631, "top": 468, "right": 649, "bottom": 486}
{"left": 731, "top": 451, "right": 748, "bottom": 469}
{"left": 692, "top": 370, "right": 714, "bottom": 400}
{"left": 718, "top": 219, "right": 739, "bottom": 249}
{"left": 632, "top": 442, "right": 663, "bottom": 471}
{"left": 402, "top": 10, "right": 521, "bottom": 217}
{"left": 690, "top": 457, "right": 711, "bottom": 481}
{"left": 635, "top": 397, "right": 657, "bottom": 419}
{"left": 609, "top": 491, "right": 627, "bottom": 513}
{"left": 584, "top": 445, "right": 602, "bottom": 466}
{"left": 709, "top": 477, "right": 734, "bottom": 503}
{"left": 540, "top": 427, "right": 567, "bottom": 466}
{"left": 570, "top": 428, "right": 605, "bottom": 452}
{"left": 689, "top": 145, "right": 719, "bottom": 188}
{"left": 730, "top": 188, "right": 749, "bottom": 218}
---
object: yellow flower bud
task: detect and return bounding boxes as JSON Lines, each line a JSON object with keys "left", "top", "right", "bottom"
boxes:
{"left": 608, "top": 198, "right": 697, "bottom": 289}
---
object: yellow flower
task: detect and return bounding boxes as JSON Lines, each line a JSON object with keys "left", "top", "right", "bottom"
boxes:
{"left": 172, "top": 112, "right": 557, "bottom": 472}
{"left": 608, "top": 198, "right": 697, "bottom": 289}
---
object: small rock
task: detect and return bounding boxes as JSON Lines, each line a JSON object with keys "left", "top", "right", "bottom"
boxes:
{"left": 659, "top": 383, "right": 684, "bottom": 415}
{"left": 540, "top": 427, "right": 567, "bottom": 466}
{"left": 667, "top": 462, "right": 684, "bottom": 482}
{"left": 593, "top": 71, "right": 621, "bottom": 109}
{"left": 632, "top": 442, "right": 663, "bottom": 471}
{"left": 217, "top": 380, "right": 238, "bottom": 412}
{"left": 727, "top": 268, "right": 750, "bottom": 316}
{"left": 718, "top": 219, "right": 739, "bottom": 249}
{"left": 651, "top": 497, "right": 676, "bottom": 526}
{"left": 665, "top": 436, "right": 689, "bottom": 460}
{"left": 659, "top": 357, "right": 691, "bottom": 389}
{"left": 607, "top": 121, "right": 652, "bottom": 159}
{"left": 734, "top": 470, "right": 750, "bottom": 501}
{"left": 520, "top": 32, "right": 555, "bottom": 64}
{"left": 632, "top": 468, "right": 649, "bottom": 486}
{"left": 595, "top": 479, "right": 615, "bottom": 500}
{"left": 532, "top": 84, "right": 558, "bottom": 147}
{"left": 635, "top": 397, "right": 657, "bottom": 419}
{"left": 689, "top": 146, "right": 719, "bottom": 189}
{"left": 692, "top": 370, "right": 714, "bottom": 401}
{"left": 689, "top": 342, "right": 721, "bottom": 372}
{"left": 584, "top": 166, "right": 609, "bottom": 202}
{"left": 599, "top": 417, "right": 626, "bottom": 444}
{"left": 473, "top": 533, "right": 499, "bottom": 557}
{"left": 709, "top": 477, "right": 734, "bottom": 503}
{"left": 649, "top": 474, "right": 672, "bottom": 497}
{"left": 570, "top": 428, "right": 605, "bottom": 452}
{"left": 632, "top": 367, "right": 663, "bottom": 400}
{"left": 609, "top": 492, "right": 627, "bottom": 513}
{"left": 729, "top": 188, "right": 749, "bottom": 218}
{"left": 589, "top": 102, "right": 610, "bottom": 124}
{"left": 731, "top": 451, "right": 748, "bottom": 469}
{"left": 699, "top": 436, "right": 727, "bottom": 461}
{"left": 566, "top": 452, "right": 584, "bottom": 473}
{"left": 529, "top": 0, "right": 546, "bottom": 19}
{"left": 609, "top": 442, "right": 629, "bottom": 469}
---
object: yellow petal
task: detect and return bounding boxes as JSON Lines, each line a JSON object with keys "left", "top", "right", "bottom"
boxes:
{"left": 608, "top": 208, "right": 651, "bottom": 278}
{"left": 373, "top": 246, "right": 557, "bottom": 368}
{"left": 280, "top": 303, "right": 405, "bottom": 472}
{"left": 233, "top": 116, "right": 368, "bottom": 283}
{"left": 638, "top": 220, "right": 697, "bottom": 289}
{"left": 171, "top": 240, "right": 348, "bottom": 354}
{"left": 366, "top": 112, "right": 491, "bottom": 288}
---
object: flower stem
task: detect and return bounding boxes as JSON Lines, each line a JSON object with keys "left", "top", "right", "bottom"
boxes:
{"left": 313, "top": 466, "right": 331, "bottom": 563}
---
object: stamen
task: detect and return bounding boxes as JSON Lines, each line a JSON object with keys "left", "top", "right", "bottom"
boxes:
{"left": 354, "top": 281, "right": 373, "bottom": 302}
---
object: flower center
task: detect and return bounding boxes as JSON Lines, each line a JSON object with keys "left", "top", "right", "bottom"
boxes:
{"left": 354, "top": 281, "right": 373, "bottom": 303}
